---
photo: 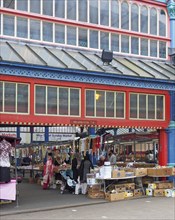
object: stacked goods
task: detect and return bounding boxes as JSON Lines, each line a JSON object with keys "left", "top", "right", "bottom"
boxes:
{"left": 134, "top": 168, "right": 147, "bottom": 177}
{"left": 147, "top": 167, "right": 173, "bottom": 176}
{"left": 146, "top": 180, "right": 174, "bottom": 197}
{"left": 105, "top": 191, "right": 125, "bottom": 202}
{"left": 112, "top": 169, "right": 126, "bottom": 178}
{"left": 87, "top": 184, "right": 105, "bottom": 199}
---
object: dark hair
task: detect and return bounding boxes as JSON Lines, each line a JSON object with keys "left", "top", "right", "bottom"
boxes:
{"left": 48, "top": 152, "right": 52, "bottom": 157}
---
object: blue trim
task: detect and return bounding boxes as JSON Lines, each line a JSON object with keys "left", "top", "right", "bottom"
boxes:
{"left": 17, "top": 127, "right": 20, "bottom": 139}
{"left": 45, "top": 127, "right": 49, "bottom": 142}
{"left": 0, "top": 62, "right": 175, "bottom": 91}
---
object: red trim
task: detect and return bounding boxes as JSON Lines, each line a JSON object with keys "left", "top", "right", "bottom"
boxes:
{"left": 158, "top": 129, "right": 168, "bottom": 166}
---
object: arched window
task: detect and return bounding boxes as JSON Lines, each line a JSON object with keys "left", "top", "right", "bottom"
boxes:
{"left": 100, "top": 0, "right": 109, "bottom": 26}
{"left": 159, "top": 10, "right": 166, "bottom": 36}
{"left": 67, "top": 0, "right": 76, "bottom": 20}
{"left": 90, "top": 0, "right": 98, "bottom": 24}
{"left": 121, "top": 2, "right": 129, "bottom": 30}
{"left": 150, "top": 8, "right": 157, "bottom": 35}
{"left": 141, "top": 6, "right": 148, "bottom": 33}
{"left": 79, "top": 0, "right": 87, "bottom": 22}
{"left": 131, "top": 4, "right": 138, "bottom": 32}
{"left": 111, "top": 0, "right": 119, "bottom": 28}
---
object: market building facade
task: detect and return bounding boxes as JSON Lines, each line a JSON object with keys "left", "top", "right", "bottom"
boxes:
{"left": 0, "top": 0, "right": 175, "bottom": 166}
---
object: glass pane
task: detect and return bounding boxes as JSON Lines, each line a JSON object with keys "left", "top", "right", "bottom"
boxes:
{"left": 150, "top": 8, "right": 157, "bottom": 35}
{"left": 35, "top": 86, "right": 46, "bottom": 114}
{"left": 43, "top": 22, "right": 53, "bottom": 42}
{"left": 55, "top": 0, "right": 65, "bottom": 18}
{"left": 67, "top": 0, "right": 76, "bottom": 20}
{"left": 43, "top": 0, "right": 53, "bottom": 16}
{"left": 159, "top": 41, "right": 166, "bottom": 59}
{"left": 90, "top": 0, "right": 98, "bottom": 24}
{"left": 30, "top": 19, "right": 40, "bottom": 40}
{"left": 116, "top": 92, "right": 124, "bottom": 118}
{"left": 3, "top": 0, "right": 15, "bottom": 9}
{"left": 100, "top": 32, "right": 109, "bottom": 50}
{"left": 4, "top": 83, "right": 16, "bottom": 112}
{"left": 100, "top": 0, "right": 109, "bottom": 26}
{"left": 79, "top": 0, "right": 87, "bottom": 22}
{"left": 130, "top": 94, "right": 137, "bottom": 118}
{"left": 70, "top": 89, "right": 79, "bottom": 116}
{"left": 121, "top": 2, "right": 129, "bottom": 30}
{"left": 67, "top": 26, "right": 76, "bottom": 45}
{"left": 111, "top": 34, "right": 119, "bottom": 52}
{"left": 148, "top": 95, "right": 155, "bottom": 119}
{"left": 17, "top": 17, "right": 28, "bottom": 38}
{"left": 96, "top": 91, "right": 105, "bottom": 117}
{"left": 106, "top": 92, "right": 114, "bottom": 117}
{"left": 47, "top": 87, "right": 57, "bottom": 115}
{"left": 0, "top": 82, "right": 3, "bottom": 112}
{"left": 3, "top": 15, "right": 14, "bottom": 36}
{"left": 55, "top": 24, "right": 65, "bottom": 44}
{"left": 141, "top": 38, "right": 148, "bottom": 56}
{"left": 17, "top": 84, "right": 28, "bottom": 113}
{"left": 141, "top": 6, "right": 148, "bottom": 33}
{"left": 131, "top": 37, "right": 139, "bottom": 54}
{"left": 139, "top": 94, "right": 146, "bottom": 118}
{"left": 90, "top": 30, "right": 98, "bottom": 49}
{"left": 17, "top": 0, "right": 28, "bottom": 11}
{"left": 59, "top": 88, "right": 68, "bottom": 115}
{"left": 156, "top": 96, "right": 164, "bottom": 119}
{"left": 30, "top": 0, "right": 40, "bottom": 14}
{"left": 150, "top": 40, "right": 157, "bottom": 57}
{"left": 111, "top": 0, "right": 119, "bottom": 28}
{"left": 121, "top": 35, "right": 129, "bottom": 53}
{"left": 86, "top": 90, "right": 95, "bottom": 116}
{"left": 159, "top": 10, "right": 166, "bottom": 36}
{"left": 79, "top": 28, "right": 87, "bottom": 47}
{"left": 131, "top": 4, "right": 138, "bottom": 32}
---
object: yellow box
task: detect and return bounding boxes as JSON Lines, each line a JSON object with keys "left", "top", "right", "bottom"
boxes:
{"left": 153, "top": 189, "right": 164, "bottom": 197}
{"left": 146, "top": 188, "right": 153, "bottom": 196}
{"left": 148, "top": 183, "right": 157, "bottom": 189}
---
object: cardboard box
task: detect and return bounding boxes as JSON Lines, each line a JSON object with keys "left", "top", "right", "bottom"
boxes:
{"left": 134, "top": 168, "right": 147, "bottom": 176}
{"left": 88, "top": 191, "right": 105, "bottom": 199}
{"left": 125, "top": 190, "right": 134, "bottom": 198}
{"left": 147, "top": 167, "right": 173, "bottom": 176}
{"left": 105, "top": 192, "right": 125, "bottom": 202}
{"left": 134, "top": 188, "right": 143, "bottom": 197}
{"left": 154, "top": 181, "right": 173, "bottom": 189}
{"left": 112, "top": 170, "right": 125, "bottom": 178}
{"left": 148, "top": 183, "right": 157, "bottom": 189}
{"left": 124, "top": 183, "right": 135, "bottom": 190}
{"left": 153, "top": 189, "right": 164, "bottom": 197}
{"left": 146, "top": 188, "right": 153, "bottom": 196}
{"left": 88, "top": 184, "right": 101, "bottom": 192}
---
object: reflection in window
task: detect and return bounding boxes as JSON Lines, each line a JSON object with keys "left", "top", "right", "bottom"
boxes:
{"left": 141, "top": 38, "right": 148, "bottom": 56}
{"left": 59, "top": 88, "right": 68, "bottom": 115}
{"left": 47, "top": 87, "right": 57, "bottom": 115}
{"left": 79, "top": 28, "right": 87, "bottom": 47}
{"left": 121, "top": 35, "right": 129, "bottom": 53}
{"left": 35, "top": 86, "right": 46, "bottom": 114}
{"left": 30, "top": 19, "right": 40, "bottom": 40}
{"left": 130, "top": 94, "right": 137, "bottom": 118}
{"left": 3, "top": 15, "right": 14, "bottom": 36}
{"left": 100, "top": 32, "right": 109, "bottom": 50}
{"left": 159, "top": 10, "right": 166, "bottom": 36}
{"left": 30, "top": 0, "right": 40, "bottom": 14}
{"left": 150, "top": 40, "right": 157, "bottom": 57}
{"left": 90, "top": 0, "right": 98, "bottom": 24}
{"left": 131, "top": 37, "right": 139, "bottom": 54}
{"left": 67, "top": 26, "right": 76, "bottom": 45}
{"left": 96, "top": 91, "right": 105, "bottom": 117}
{"left": 79, "top": 0, "right": 87, "bottom": 22}
{"left": 55, "top": 0, "right": 65, "bottom": 18}
{"left": 70, "top": 89, "right": 79, "bottom": 116}
{"left": 141, "top": 6, "right": 148, "bottom": 33}
{"left": 131, "top": 4, "right": 138, "bottom": 32}
{"left": 3, "top": 0, "right": 15, "bottom": 9}
{"left": 148, "top": 95, "right": 155, "bottom": 119}
{"left": 156, "top": 96, "right": 164, "bottom": 119}
{"left": 86, "top": 90, "right": 95, "bottom": 117}
{"left": 111, "top": 0, "right": 119, "bottom": 28}
{"left": 159, "top": 41, "right": 166, "bottom": 59}
{"left": 121, "top": 2, "right": 129, "bottom": 30}
{"left": 139, "top": 95, "right": 146, "bottom": 118}
{"left": 55, "top": 24, "right": 65, "bottom": 44}
{"left": 111, "top": 34, "right": 119, "bottom": 52}
{"left": 106, "top": 92, "right": 114, "bottom": 117}
{"left": 43, "top": 0, "right": 53, "bottom": 16}
{"left": 116, "top": 93, "right": 124, "bottom": 118}
{"left": 17, "top": 84, "right": 28, "bottom": 113}
{"left": 17, "top": 17, "right": 28, "bottom": 38}
{"left": 150, "top": 8, "right": 157, "bottom": 35}
{"left": 67, "top": 0, "right": 76, "bottom": 20}
{"left": 100, "top": 0, "right": 109, "bottom": 26}
{"left": 90, "top": 30, "right": 98, "bottom": 49}
{"left": 17, "top": 0, "right": 28, "bottom": 11}
{"left": 43, "top": 22, "right": 53, "bottom": 42}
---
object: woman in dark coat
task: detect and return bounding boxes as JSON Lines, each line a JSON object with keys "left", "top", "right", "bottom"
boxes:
{"left": 79, "top": 154, "right": 94, "bottom": 183}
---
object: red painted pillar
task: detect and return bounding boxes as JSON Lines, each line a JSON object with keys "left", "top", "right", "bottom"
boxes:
{"left": 159, "top": 129, "right": 168, "bottom": 166}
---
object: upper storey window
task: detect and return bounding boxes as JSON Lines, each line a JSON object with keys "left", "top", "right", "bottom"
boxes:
{"left": 141, "top": 6, "right": 148, "bottom": 33}
{"left": 17, "top": 0, "right": 28, "bottom": 11}
{"left": 131, "top": 4, "right": 139, "bottom": 32}
{"left": 111, "top": 0, "right": 119, "bottom": 28}
{"left": 55, "top": 0, "right": 65, "bottom": 18}
{"left": 67, "top": 0, "right": 76, "bottom": 20}
{"left": 90, "top": 0, "right": 98, "bottom": 24}
{"left": 159, "top": 10, "right": 166, "bottom": 36}
{"left": 30, "top": 0, "right": 40, "bottom": 14}
{"left": 43, "top": 0, "right": 53, "bottom": 16}
{"left": 100, "top": 0, "right": 109, "bottom": 26}
{"left": 150, "top": 8, "right": 157, "bottom": 35}
{"left": 121, "top": 1, "right": 129, "bottom": 30}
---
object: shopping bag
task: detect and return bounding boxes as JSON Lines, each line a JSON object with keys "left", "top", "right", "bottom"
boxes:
{"left": 81, "top": 183, "right": 87, "bottom": 195}
{"left": 75, "top": 183, "right": 82, "bottom": 194}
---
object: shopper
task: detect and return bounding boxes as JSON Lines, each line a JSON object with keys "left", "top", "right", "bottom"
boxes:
{"left": 71, "top": 153, "right": 79, "bottom": 183}
{"left": 108, "top": 150, "right": 117, "bottom": 165}
{"left": 79, "top": 153, "right": 94, "bottom": 183}
{"left": 43, "top": 152, "right": 54, "bottom": 190}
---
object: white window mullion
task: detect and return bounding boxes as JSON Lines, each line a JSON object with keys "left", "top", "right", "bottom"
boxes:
{"left": 14, "top": 16, "right": 17, "bottom": 37}
{"left": 28, "top": 0, "right": 30, "bottom": 13}
{"left": 40, "top": 20, "right": 43, "bottom": 41}
{"left": 14, "top": 0, "right": 17, "bottom": 10}
{"left": 27, "top": 18, "right": 30, "bottom": 40}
